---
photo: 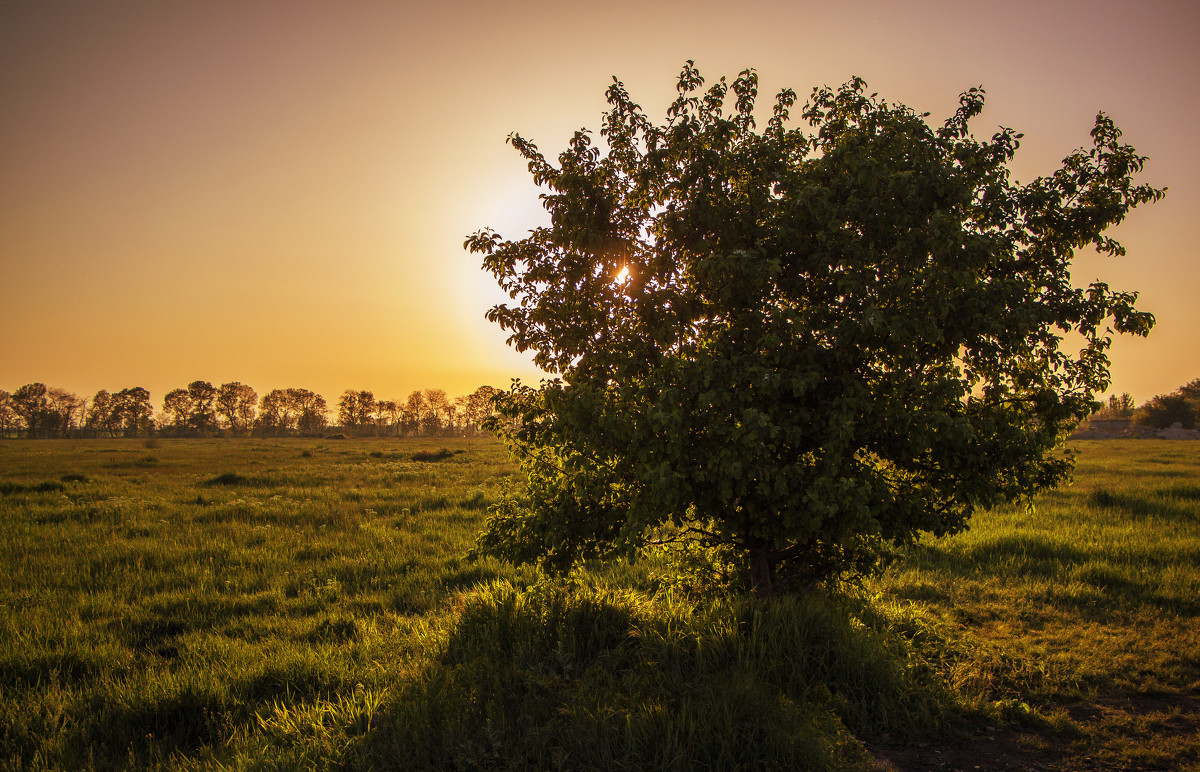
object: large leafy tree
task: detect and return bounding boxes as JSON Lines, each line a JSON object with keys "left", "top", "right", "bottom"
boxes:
{"left": 467, "top": 63, "right": 1163, "bottom": 595}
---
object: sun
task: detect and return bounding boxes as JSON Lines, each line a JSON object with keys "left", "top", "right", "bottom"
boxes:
{"left": 615, "top": 265, "right": 631, "bottom": 284}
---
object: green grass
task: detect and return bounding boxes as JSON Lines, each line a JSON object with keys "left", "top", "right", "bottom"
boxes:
{"left": 0, "top": 438, "right": 1197, "bottom": 770}
{"left": 875, "top": 440, "right": 1200, "bottom": 770}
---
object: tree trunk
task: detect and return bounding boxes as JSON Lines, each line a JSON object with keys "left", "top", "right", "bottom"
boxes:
{"left": 749, "top": 539, "right": 775, "bottom": 597}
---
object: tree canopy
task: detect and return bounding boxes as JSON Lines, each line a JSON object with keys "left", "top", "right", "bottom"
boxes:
{"left": 1136, "top": 378, "right": 1200, "bottom": 429}
{"left": 467, "top": 63, "right": 1163, "bottom": 595}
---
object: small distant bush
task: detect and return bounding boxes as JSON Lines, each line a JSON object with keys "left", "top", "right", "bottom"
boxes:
{"left": 411, "top": 448, "right": 454, "bottom": 463}
{"left": 204, "top": 472, "right": 248, "bottom": 486}
{"left": 324, "top": 433, "right": 347, "bottom": 440}
{"left": 0, "top": 481, "right": 65, "bottom": 495}
{"left": 300, "top": 449, "right": 313, "bottom": 458}
{"left": 143, "top": 437, "right": 160, "bottom": 449}
{"left": 60, "top": 473, "right": 88, "bottom": 483}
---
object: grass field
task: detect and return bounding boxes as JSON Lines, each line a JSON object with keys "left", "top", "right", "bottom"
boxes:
{"left": 0, "top": 437, "right": 1197, "bottom": 770}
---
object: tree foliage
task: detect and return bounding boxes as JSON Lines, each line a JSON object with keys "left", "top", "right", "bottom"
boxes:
{"left": 1135, "top": 378, "right": 1200, "bottom": 429}
{"left": 338, "top": 389, "right": 377, "bottom": 435}
{"left": 216, "top": 381, "right": 258, "bottom": 435}
{"left": 0, "top": 390, "right": 16, "bottom": 437}
{"left": 456, "top": 385, "right": 501, "bottom": 435}
{"left": 467, "top": 63, "right": 1163, "bottom": 594}
{"left": 258, "top": 387, "right": 329, "bottom": 436}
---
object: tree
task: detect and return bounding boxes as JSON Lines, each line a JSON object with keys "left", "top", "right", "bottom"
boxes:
{"left": 46, "top": 388, "right": 85, "bottom": 437}
{"left": 257, "top": 389, "right": 295, "bottom": 435}
{"left": 378, "top": 400, "right": 402, "bottom": 436}
{"left": 1179, "top": 378, "right": 1200, "bottom": 405}
{"left": 257, "top": 388, "right": 327, "bottom": 435}
{"left": 186, "top": 380, "right": 218, "bottom": 434}
{"left": 1092, "top": 392, "right": 1136, "bottom": 420}
{"left": 338, "top": 390, "right": 376, "bottom": 435}
{"left": 288, "top": 389, "right": 326, "bottom": 437}
{"left": 292, "top": 389, "right": 329, "bottom": 435}
{"left": 1135, "top": 378, "right": 1200, "bottom": 429}
{"left": 161, "top": 381, "right": 217, "bottom": 435}
{"left": 11, "top": 383, "right": 51, "bottom": 438}
{"left": 458, "top": 385, "right": 500, "bottom": 435}
{"left": 86, "top": 389, "right": 116, "bottom": 437}
{"left": 216, "top": 381, "right": 258, "bottom": 435}
{"left": 1137, "top": 394, "right": 1194, "bottom": 429}
{"left": 403, "top": 390, "right": 428, "bottom": 436}
{"left": 162, "top": 389, "right": 191, "bottom": 434}
{"left": 0, "top": 390, "right": 18, "bottom": 438}
{"left": 1108, "top": 392, "right": 1137, "bottom": 418}
{"left": 466, "top": 64, "right": 1163, "bottom": 595}
{"left": 113, "top": 387, "right": 153, "bottom": 436}
{"left": 423, "top": 388, "right": 451, "bottom": 435}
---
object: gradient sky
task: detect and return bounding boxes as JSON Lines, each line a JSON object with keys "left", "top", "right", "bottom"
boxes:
{"left": 2, "top": 0, "right": 1196, "bottom": 405}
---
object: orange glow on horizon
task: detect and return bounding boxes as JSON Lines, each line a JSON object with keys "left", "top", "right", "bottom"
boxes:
{"left": 1, "top": 1, "right": 1197, "bottom": 405}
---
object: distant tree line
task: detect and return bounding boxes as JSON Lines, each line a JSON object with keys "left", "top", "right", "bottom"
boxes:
{"left": 1089, "top": 378, "right": 1200, "bottom": 430}
{"left": 0, "top": 381, "right": 500, "bottom": 439}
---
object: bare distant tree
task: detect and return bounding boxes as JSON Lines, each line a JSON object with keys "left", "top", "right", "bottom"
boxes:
{"left": 1098, "top": 392, "right": 1137, "bottom": 419}
{"left": 338, "top": 390, "right": 377, "bottom": 435}
{"left": 216, "top": 382, "right": 257, "bottom": 435}
{"left": 377, "top": 400, "right": 402, "bottom": 436}
{"left": 336, "top": 391, "right": 354, "bottom": 431}
{"left": 257, "top": 387, "right": 327, "bottom": 436}
{"left": 403, "top": 390, "right": 427, "bottom": 436}
{"left": 458, "top": 385, "right": 500, "bottom": 435}
{"left": 258, "top": 389, "right": 296, "bottom": 435}
{"left": 46, "top": 388, "right": 86, "bottom": 437}
{"left": 423, "top": 388, "right": 451, "bottom": 435}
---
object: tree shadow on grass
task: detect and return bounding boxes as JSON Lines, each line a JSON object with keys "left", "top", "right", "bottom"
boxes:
{"left": 341, "top": 584, "right": 963, "bottom": 771}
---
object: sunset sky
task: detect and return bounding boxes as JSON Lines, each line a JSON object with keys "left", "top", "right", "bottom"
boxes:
{"left": 2, "top": 0, "right": 1196, "bottom": 405}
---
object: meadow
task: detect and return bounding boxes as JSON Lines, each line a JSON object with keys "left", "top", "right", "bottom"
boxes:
{"left": 0, "top": 437, "right": 1196, "bottom": 771}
